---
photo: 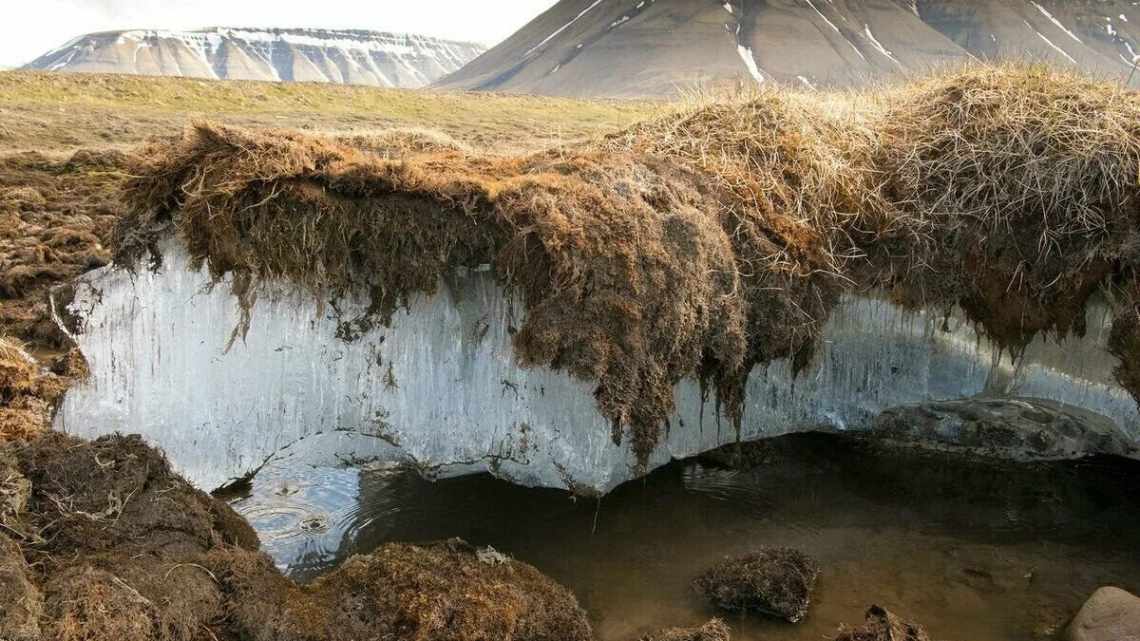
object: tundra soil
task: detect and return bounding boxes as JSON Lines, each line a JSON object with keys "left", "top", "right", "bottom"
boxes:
{"left": 0, "top": 71, "right": 654, "bottom": 377}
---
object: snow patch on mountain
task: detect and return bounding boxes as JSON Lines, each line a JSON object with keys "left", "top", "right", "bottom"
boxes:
{"left": 24, "top": 27, "right": 487, "bottom": 88}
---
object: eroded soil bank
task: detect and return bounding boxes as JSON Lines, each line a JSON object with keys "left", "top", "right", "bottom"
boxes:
{"left": 3, "top": 64, "right": 1140, "bottom": 641}
{"left": 0, "top": 433, "right": 593, "bottom": 641}
{"left": 115, "top": 65, "right": 1140, "bottom": 466}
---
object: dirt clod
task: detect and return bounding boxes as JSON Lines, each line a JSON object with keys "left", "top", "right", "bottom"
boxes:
{"left": 692, "top": 546, "right": 820, "bottom": 623}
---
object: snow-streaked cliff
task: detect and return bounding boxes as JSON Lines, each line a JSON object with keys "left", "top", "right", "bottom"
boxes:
{"left": 25, "top": 28, "right": 486, "bottom": 88}
{"left": 52, "top": 240, "right": 1139, "bottom": 493}
{"left": 436, "top": 0, "right": 1140, "bottom": 96}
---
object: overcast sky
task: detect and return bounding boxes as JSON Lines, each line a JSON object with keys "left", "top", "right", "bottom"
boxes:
{"left": 0, "top": 0, "right": 558, "bottom": 67}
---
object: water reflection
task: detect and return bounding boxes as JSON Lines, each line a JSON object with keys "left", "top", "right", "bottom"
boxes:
{"left": 229, "top": 434, "right": 1140, "bottom": 641}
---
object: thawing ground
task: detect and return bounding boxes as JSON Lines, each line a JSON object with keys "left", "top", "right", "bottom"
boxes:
{"left": 230, "top": 434, "right": 1140, "bottom": 641}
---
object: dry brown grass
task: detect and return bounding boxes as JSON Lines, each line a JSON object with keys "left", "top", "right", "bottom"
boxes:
{"left": 0, "top": 70, "right": 655, "bottom": 154}
{"left": 118, "top": 63, "right": 1140, "bottom": 464}
{"left": 0, "top": 337, "right": 67, "bottom": 441}
{"left": 876, "top": 67, "right": 1140, "bottom": 348}
{"left": 214, "top": 539, "right": 592, "bottom": 641}
{"left": 45, "top": 566, "right": 164, "bottom": 641}
{"left": 0, "top": 150, "right": 132, "bottom": 349}
{"left": 0, "top": 532, "right": 41, "bottom": 641}
{"left": 639, "top": 619, "right": 730, "bottom": 641}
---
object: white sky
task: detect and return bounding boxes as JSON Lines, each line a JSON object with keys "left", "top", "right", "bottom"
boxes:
{"left": 0, "top": 0, "right": 558, "bottom": 67}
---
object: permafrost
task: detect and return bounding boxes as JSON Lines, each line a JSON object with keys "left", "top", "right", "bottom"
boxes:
{"left": 54, "top": 240, "right": 1140, "bottom": 492}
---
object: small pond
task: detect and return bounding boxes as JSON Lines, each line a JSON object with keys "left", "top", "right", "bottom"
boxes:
{"left": 227, "top": 434, "right": 1140, "bottom": 640}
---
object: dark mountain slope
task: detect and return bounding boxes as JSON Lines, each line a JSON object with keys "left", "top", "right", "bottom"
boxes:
{"left": 437, "top": 0, "right": 1140, "bottom": 96}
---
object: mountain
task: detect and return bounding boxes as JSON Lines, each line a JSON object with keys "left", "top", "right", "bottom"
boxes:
{"left": 436, "top": 0, "right": 1140, "bottom": 96}
{"left": 23, "top": 28, "right": 486, "bottom": 88}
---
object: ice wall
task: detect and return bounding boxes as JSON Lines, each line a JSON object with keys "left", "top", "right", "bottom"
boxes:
{"left": 54, "top": 240, "right": 1140, "bottom": 492}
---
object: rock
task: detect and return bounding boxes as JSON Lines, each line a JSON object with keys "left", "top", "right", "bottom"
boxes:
{"left": 639, "top": 619, "right": 731, "bottom": 641}
{"left": 0, "top": 533, "right": 42, "bottom": 641}
{"left": 834, "top": 606, "right": 931, "bottom": 641}
{"left": 871, "top": 398, "right": 1136, "bottom": 461}
{"left": 1068, "top": 587, "right": 1140, "bottom": 641}
{"left": 692, "top": 547, "right": 820, "bottom": 623}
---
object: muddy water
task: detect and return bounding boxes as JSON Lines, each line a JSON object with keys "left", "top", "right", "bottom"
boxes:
{"left": 227, "top": 435, "right": 1140, "bottom": 641}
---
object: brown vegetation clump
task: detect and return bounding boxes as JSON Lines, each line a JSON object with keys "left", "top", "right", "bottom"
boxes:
{"left": 0, "top": 150, "right": 131, "bottom": 348}
{"left": 333, "top": 127, "right": 475, "bottom": 158}
{"left": 692, "top": 547, "right": 820, "bottom": 623}
{"left": 44, "top": 565, "right": 164, "bottom": 641}
{"left": 11, "top": 433, "right": 259, "bottom": 641}
{"left": 16, "top": 432, "right": 259, "bottom": 555}
{"left": 0, "top": 532, "right": 42, "bottom": 641}
{"left": 0, "top": 448, "right": 30, "bottom": 524}
{"left": 0, "top": 337, "right": 68, "bottom": 441}
{"left": 215, "top": 538, "right": 592, "bottom": 641}
{"left": 873, "top": 68, "right": 1140, "bottom": 352}
{"left": 315, "top": 540, "right": 591, "bottom": 641}
{"left": 639, "top": 619, "right": 731, "bottom": 641}
{"left": 117, "top": 65, "right": 1140, "bottom": 464}
{"left": 119, "top": 122, "right": 751, "bottom": 462}
{"left": 833, "top": 606, "right": 932, "bottom": 641}
{"left": 213, "top": 540, "right": 594, "bottom": 641}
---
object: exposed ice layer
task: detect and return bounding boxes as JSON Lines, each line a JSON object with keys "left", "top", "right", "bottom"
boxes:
{"left": 55, "top": 241, "right": 1140, "bottom": 493}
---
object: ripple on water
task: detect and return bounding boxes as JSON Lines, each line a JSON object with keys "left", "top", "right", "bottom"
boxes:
{"left": 228, "top": 461, "right": 360, "bottom": 576}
